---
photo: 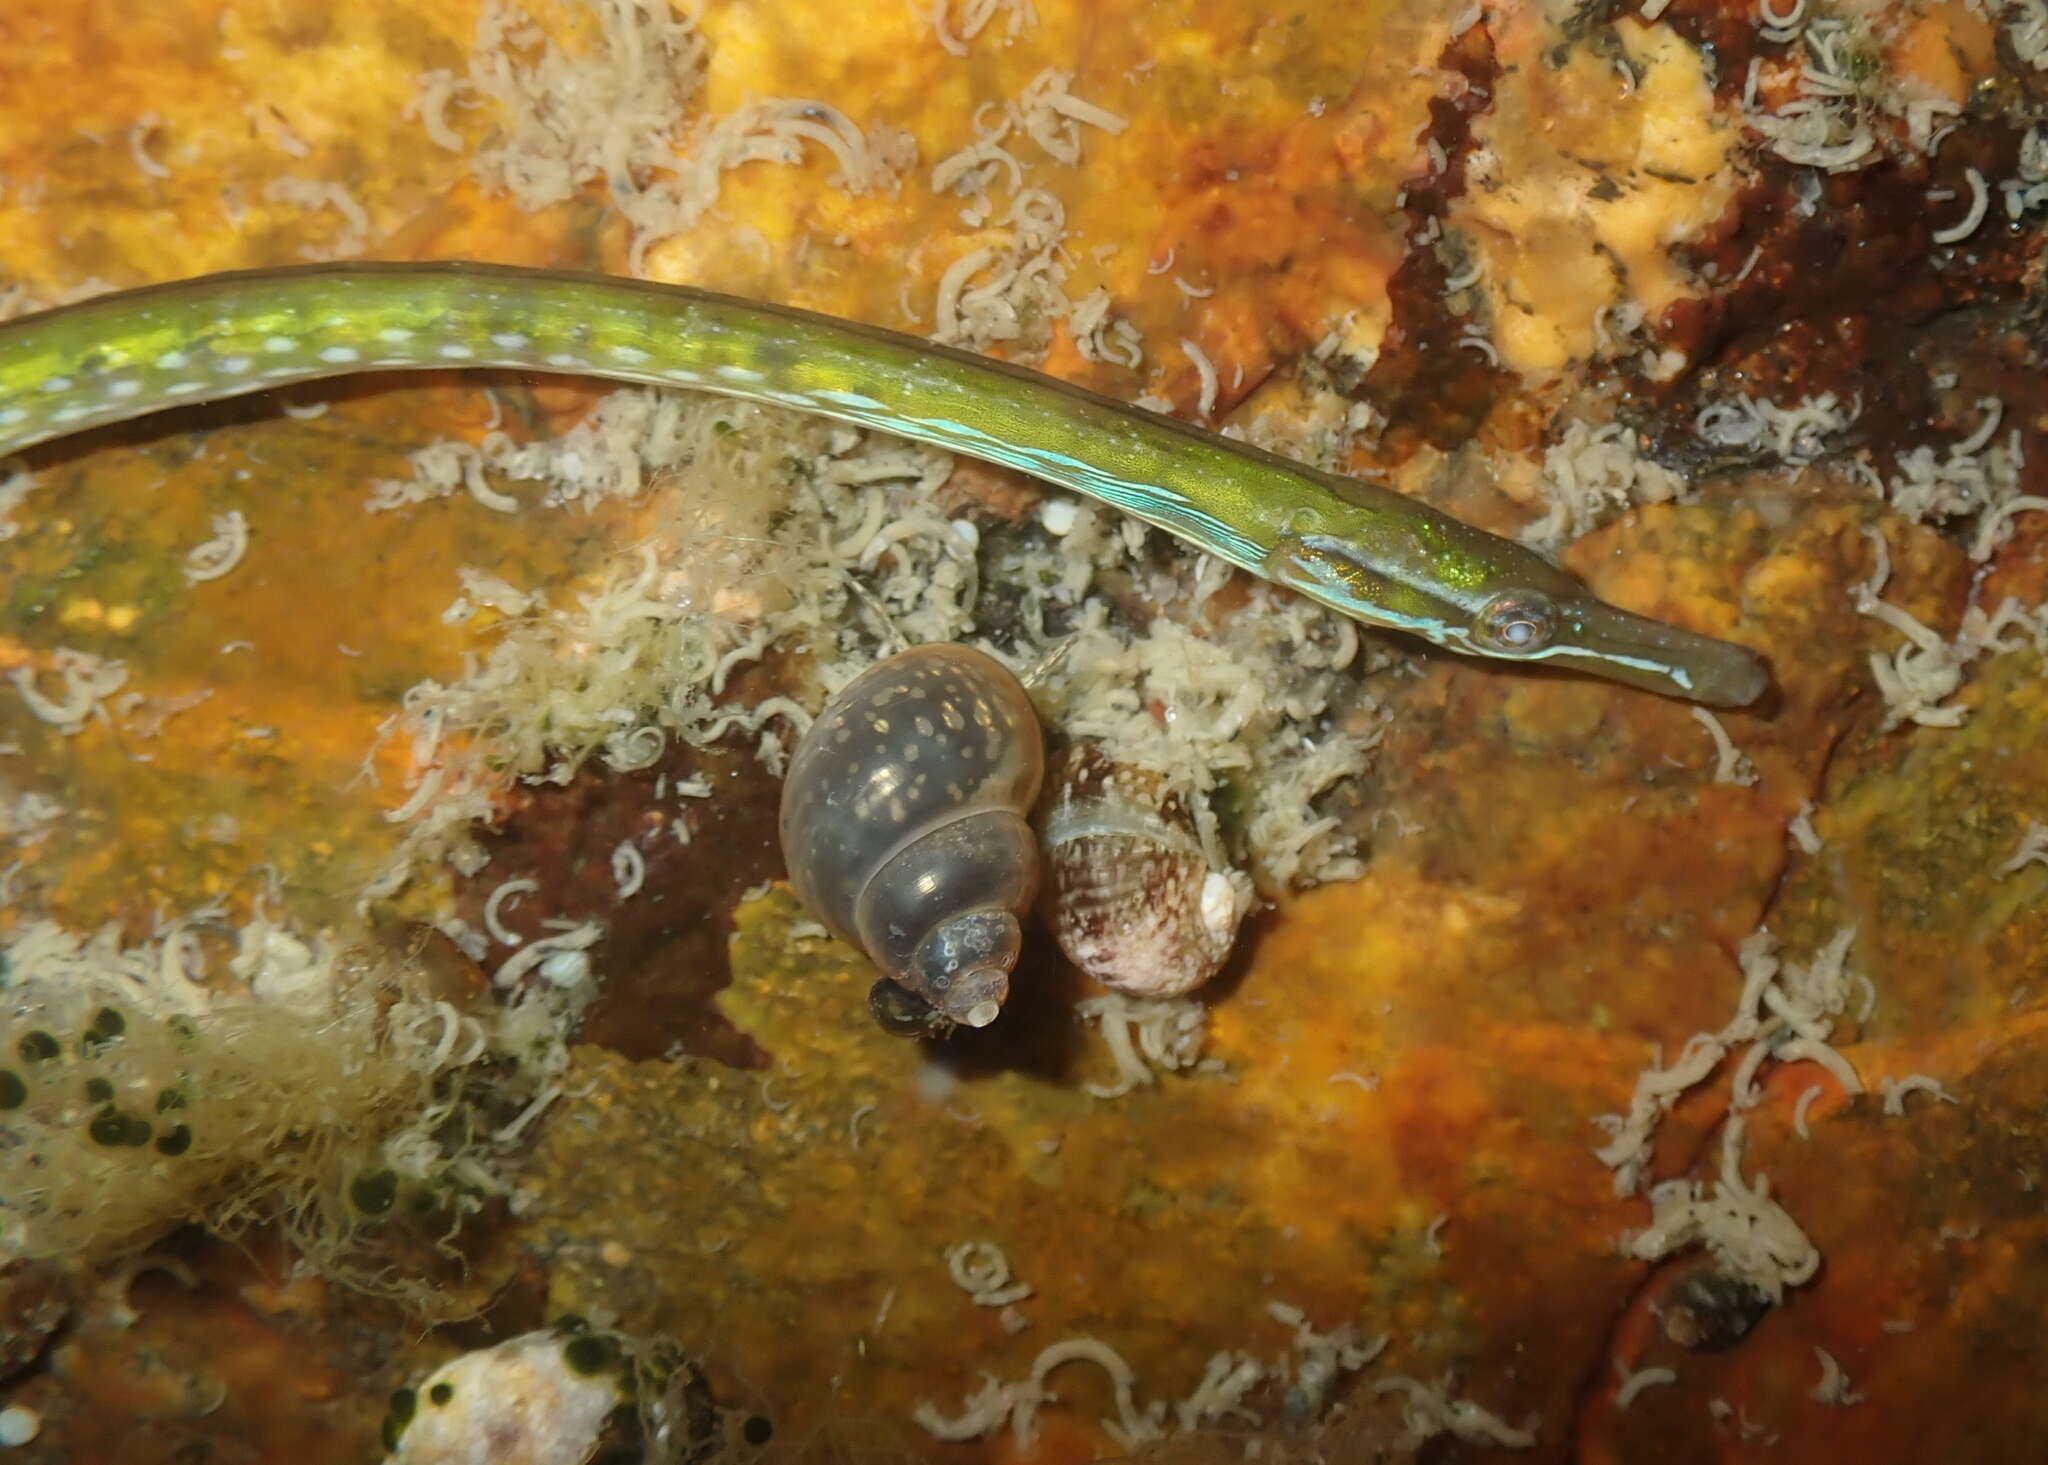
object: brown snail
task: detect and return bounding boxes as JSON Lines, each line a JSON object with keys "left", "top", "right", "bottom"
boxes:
{"left": 778, "top": 644, "right": 1044, "bottom": 1032}
{"left": 1037, "top": 742, "right": 1252, "bottom": 999}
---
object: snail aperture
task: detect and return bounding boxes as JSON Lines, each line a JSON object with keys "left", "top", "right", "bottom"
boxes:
{"left": 779, "top": 645, "right": 1044, "bottom": 1029}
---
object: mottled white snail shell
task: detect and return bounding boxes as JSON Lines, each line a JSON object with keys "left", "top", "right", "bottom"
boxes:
{"left": 779, "top": 644, "right": 1044, "bottom": 1029}
{"left": 1038, "top": 743, "right": 1252, "bottom": 998}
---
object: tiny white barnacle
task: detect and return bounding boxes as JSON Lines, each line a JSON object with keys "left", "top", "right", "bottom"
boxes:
{"left": 318, "top": 345, "right": 361, "bottom": 364}
{"left": 491, "top": 332, "right": 531, "bottom": 350}
{"left": 154, "top": 350, "right": 189, "bottom": 370}
{"left": 607, "top": 344, "right": 652, "bottom": 364}
{"left": 438, "top": 343, "right": 475, "bottom": 359}
{"left": 263, "top": 335, "right": 296, "bottom": 353}
{"left": 218, "top": 357, "right": 252, "bottom": 375}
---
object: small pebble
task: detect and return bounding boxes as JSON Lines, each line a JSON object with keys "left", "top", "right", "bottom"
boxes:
{"left": 1039, "top": 498, "right": 1078, "bottom": 536}
{"left": 0, "top": 1406, "right": 42, "bottom": 1447}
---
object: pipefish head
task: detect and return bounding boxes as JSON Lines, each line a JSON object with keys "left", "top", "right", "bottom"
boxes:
{"left": 1456, "top": 582, "right": 1770, "bottom": 707}
{"left": 1264, "top": 503, "right": 1769, "bottom": 708}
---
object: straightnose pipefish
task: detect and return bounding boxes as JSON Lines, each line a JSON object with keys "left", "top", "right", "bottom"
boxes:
{"left": 0, "top": 262, "right": 1766, "bottom": 706}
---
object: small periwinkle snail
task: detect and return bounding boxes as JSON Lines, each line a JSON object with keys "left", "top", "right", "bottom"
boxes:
{"left": 778, "top": 644, "right": 1044, "bottom": 1032}
{"left": 1037, "top": 742, "right": 1252, "bottom": 999}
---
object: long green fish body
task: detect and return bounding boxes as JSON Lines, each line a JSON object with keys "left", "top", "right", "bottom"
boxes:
{"left": 0, "top": 263, "right": 1764, "bottom": 705}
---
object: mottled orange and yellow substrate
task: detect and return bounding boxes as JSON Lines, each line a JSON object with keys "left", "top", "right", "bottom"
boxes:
{"left": 3, "top": 0, "right": 2046, "bottom": 1463}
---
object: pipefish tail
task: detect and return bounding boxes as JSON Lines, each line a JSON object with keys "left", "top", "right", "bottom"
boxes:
{"left": 0, "top": 262, "right": 1765, "bottom": 706}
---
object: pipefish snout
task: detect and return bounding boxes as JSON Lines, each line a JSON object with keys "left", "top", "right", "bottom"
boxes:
{"left": 0, "top": 262, "right": 1766, "bottom": 705}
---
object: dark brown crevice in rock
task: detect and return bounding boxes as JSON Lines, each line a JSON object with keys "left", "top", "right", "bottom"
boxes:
{"left": 1358, "top": 16, "right": 1509, "bottom": 453}
{"left": 1669, "top": 134, "right": 2029, "bottom": 365}
{"left": 453, "top": 729, "right": 787, "bottom": 1072}
{"left": 1619, "top": 121, "right": 2046, "bottom": 510}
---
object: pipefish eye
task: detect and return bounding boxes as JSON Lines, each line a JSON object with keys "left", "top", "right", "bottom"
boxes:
{"left": 1473, "top": 591, "right": 1557, "bottom": 655}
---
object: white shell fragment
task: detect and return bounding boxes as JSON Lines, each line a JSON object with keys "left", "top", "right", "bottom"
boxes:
{"left": 380, "top": 1326, "right": 708, "bottom": 1465}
